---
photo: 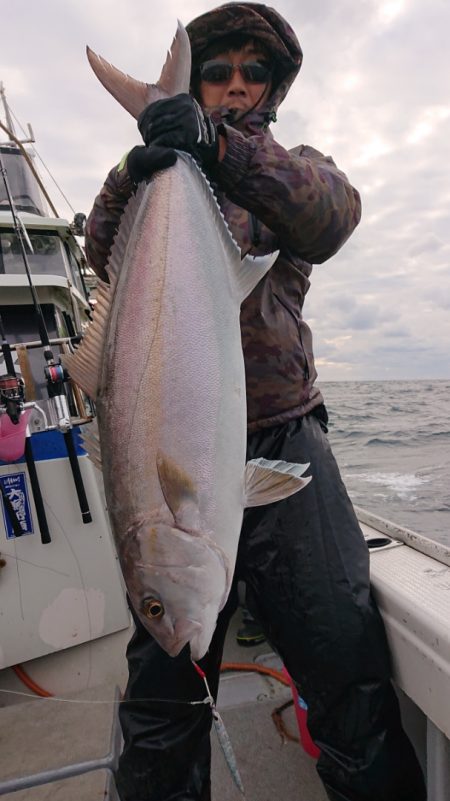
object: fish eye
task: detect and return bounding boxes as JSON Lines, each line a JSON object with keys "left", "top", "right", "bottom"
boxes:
{"left": 142, "top": 597, "right": 165, "bottom": 620}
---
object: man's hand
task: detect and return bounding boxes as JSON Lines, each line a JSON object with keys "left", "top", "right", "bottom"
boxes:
{"left": 126, "top": 144, "right": 177, "bottom": 184}
{"left": 137, "top": 94, "right": 219, "bottom": 168}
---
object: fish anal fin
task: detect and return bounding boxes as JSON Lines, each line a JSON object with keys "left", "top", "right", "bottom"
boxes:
{"left": 156, "top": 451, "right": 201, "bottom": 529}
{"left": 78, "top": 419, "right": 103, "bottom": 470}
{"left": 244, "top": 458, "right": 311, "bottom": 508}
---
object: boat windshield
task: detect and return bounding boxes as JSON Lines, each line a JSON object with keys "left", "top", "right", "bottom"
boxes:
{"left": 0, "top": 229, "right": 86, "bottom": 296}
{"left": 1, "top": 230, "right": 67, "bottom": 278}
{"left": 0, "top": 147, "right": 49, "bottom": 216}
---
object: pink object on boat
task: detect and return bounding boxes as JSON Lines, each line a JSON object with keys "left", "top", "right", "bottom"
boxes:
{"left": 0, "top": 409, "right": 32, "bottom": 463}
{"left": 282, "top": 667, "right": 321, "bottom": 758}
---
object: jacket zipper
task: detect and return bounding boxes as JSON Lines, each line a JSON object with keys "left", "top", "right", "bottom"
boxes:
{"left": 298, "top": 327, "right": 310, "bottom": 380}
{"left": 248, "top": 214, "right": 261, "bottom": 248}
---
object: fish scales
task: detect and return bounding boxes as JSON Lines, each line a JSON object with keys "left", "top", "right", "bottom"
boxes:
{"left": 65, "top": 23, "right": 312, "bottom": 661}
{"left": 102, "top": 157, "right": 249, "bottom": 651}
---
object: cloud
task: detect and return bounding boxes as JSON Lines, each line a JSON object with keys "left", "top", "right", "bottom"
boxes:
{"left": 1, "top": 0, "right": 449, "bottom": 380}
{"left": 408, "top": 234, "right": 447, "bottom": 258}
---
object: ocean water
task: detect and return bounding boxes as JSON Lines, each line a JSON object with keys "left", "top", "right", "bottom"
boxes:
{"left": 320, "top": 380, "right": 450, "bottom": 547}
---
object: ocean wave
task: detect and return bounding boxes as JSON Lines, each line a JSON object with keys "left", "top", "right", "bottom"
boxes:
{"left": 366, "top": 437, "right": 404, "bottom": 446}
{"left": 341, "top": 430, "right": 368, "bottom": 439}
{"left": 358, "top": 471, "right": 431, "bottom": 499}
{"left": 363, "top": 432, "right": 450, "bottom": 449}
{"left": 324, "top": 380, "right": 450, "bottom": 543}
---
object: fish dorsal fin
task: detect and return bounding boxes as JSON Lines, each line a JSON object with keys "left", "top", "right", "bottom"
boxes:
{"left": 62, "top": 183, "right": 146, "bottom": 399}
{"left": 62, "top": 278, "right": 112, "bottom": 400}
{"left": 234, "top": 251, "right": 279, "bottom": 303}
{"left": 86, "top": 21, "right": 191, "bottom": 119}
{"left": 244, "top": 458, "right": 311, "bottom": 507}
{"left": 156, "top": 450, "right": 201, "bottom": 530}
{"left": 106, "top": 181, "right": 145, "bottom": 283}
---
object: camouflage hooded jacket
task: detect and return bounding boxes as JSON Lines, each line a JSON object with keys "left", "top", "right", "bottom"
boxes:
{"left": 85, "top": 3, "right": 361, "bottom": 432}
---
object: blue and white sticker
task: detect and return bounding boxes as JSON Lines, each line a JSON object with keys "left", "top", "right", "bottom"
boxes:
{"left": 0, "top": 472, "right": 34, "bottom": 539}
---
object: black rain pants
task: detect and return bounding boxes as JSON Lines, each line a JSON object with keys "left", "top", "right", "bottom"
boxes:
{"left": 115, "top": 414, "right": 427, "bottom": 801}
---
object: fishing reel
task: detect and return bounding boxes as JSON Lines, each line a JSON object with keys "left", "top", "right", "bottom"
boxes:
{"left": 44, "top": 361, "right": 66, "bottom": 392}
{"left": 0, "top": 373, "right": 25, "bottom": 424}
{"left": 44, "top": 360, "right": 72, "bottom": 432}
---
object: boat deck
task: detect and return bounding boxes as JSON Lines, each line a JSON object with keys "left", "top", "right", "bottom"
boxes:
{"left": 2, "top": 511, "right": 450, "bottom": 799}
{"left": 0, "top": 612, "right": 327, "bottom": 800}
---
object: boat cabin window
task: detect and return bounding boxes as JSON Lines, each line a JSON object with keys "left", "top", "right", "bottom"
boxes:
{"left": 0, "top": 147, "right": 49, "bottom": 216}
{"left": 0, "top": 230, "right": 69, "bottom": 279}
{"left": 64, "top": 242, "right": 86, "bottom": 296}
{"left": 0, "top": 304, "right": 59, "bottom": 400}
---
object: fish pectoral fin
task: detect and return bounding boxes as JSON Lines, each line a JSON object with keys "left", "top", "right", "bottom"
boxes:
{"left": 234, "top": 251, "right": 279, "bottom": 303}
{"left": 244, "top": 458, "right": 312, "bottom": 508}
{"left": 156, "top": 451, "right": 201, "bottom": 529}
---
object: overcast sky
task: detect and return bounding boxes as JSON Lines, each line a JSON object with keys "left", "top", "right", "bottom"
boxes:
{"left": 1, "top": 0, "right": 449, "bottom": 381}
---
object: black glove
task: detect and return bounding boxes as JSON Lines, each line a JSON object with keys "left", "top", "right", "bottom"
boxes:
{"left": 137, "top": 94, "right": 218, "bottom": 169}
{"left": 126, "top": 144, "right": 177, "bottom": 185}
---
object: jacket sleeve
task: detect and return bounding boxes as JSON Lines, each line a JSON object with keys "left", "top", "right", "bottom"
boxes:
{"left": 211, "top": 125, "right": 361, "bottom": 264}
{"left": 85, "top": 159, "right": 134, "bottom": 281}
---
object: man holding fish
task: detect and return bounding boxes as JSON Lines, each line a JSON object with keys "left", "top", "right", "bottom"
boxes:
{"left": 84, "top": 4, "right": 426, "bottom": 800}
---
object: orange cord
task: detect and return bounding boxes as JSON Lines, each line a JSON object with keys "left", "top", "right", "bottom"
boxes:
{"left": 11, "top": 660, "right": 289, "bottom": 700}
{"left": 12, "top": 664, "right": 53, "bottom": 697}
{"left": 220, "top": 661, "right": 290, "bottom": 686}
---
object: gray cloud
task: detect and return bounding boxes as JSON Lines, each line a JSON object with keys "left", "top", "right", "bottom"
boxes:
{"left": 382, "top": 326, "right": 411, "bottom": 338}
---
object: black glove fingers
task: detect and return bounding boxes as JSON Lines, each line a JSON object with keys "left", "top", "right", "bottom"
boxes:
{"left": 126, "top": 145, "right": 177, "bottom": 184}
{"left": 142, "top": 120, "right": 171, "bottom": 144}
{"left": 150, "top": 133, "right": 186, "bottom": 151}
{"left": 138, "top": 94, "right": 191, "bottom": 139}
{"left": 142, "top": 120, "right": 181, "bottom": 148}
{"left": 136, "top": 94, "right": 218, "bottom": 169}
{"left": 152, "top": 146, "right": 178, "bottom": 169}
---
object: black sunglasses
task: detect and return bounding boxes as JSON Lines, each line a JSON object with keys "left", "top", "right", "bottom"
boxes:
{"left": 199, "top": 60, "right": 271, "bottom": 85}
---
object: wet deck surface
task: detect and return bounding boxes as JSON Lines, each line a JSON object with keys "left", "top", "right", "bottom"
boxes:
{"left": 0, "top": 613, "right": 327, "bottom": 800}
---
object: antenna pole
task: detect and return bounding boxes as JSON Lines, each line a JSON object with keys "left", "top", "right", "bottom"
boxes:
{"left": 0, "top": 82, "right": 16, "bottom": 141}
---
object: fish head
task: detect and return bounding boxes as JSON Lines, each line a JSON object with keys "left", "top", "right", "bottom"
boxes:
{"left": 123, "top": 518, "right": 230, "bottom": 660}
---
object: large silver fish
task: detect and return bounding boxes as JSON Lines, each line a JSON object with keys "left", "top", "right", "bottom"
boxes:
{"left": 65, "top": 23, "right": 311, "bottom": 660}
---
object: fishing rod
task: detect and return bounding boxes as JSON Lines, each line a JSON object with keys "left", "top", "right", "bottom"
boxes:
{"left": 0, "top": 313, "right": 23, "bottom": 423}
{"left": 0, "top": 315, "right": 23, "bottom": 536}
{"left": 0, "top": 311, "right": 50, "bottom": 541}
{"left": 0, "top": 152, "right": 92, "bottom": 531}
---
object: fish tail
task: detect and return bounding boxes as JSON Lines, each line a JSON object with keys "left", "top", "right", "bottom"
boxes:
{"left": 86, "top": 21, "right": 191, "bottom": 119}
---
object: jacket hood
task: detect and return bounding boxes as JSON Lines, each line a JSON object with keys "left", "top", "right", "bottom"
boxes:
{"left": 186, "top": 3, "right": 302, "bottom": 115}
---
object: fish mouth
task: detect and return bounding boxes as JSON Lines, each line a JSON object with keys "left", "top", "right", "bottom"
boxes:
{"left": 164, "top": 640, "right": 188, "bottom": 658}
{"left": 188, "top": 629, "right": 214, "bottom": 662}
{"left": 163, "top": 618, "right": 203, "bottom": 658}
